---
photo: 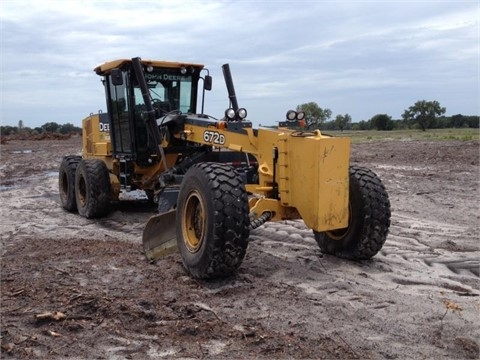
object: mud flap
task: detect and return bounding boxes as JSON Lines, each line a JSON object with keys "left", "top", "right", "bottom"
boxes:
{"left": 142, "top": 210, "right": 178, "bottom": 260}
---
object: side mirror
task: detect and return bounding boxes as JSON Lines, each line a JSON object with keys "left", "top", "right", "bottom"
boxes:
{"left": 111, "top": 68, "right": 123, "bottom": 86}
{"left": 204, "top": 75, "right": 212, "bottom": 91}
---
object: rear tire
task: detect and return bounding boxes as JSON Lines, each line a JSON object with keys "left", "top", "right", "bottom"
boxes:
{"left": 59, "top": 155, "right": 81, "bottom": 211}
{"left": 314, "top": 165, "right": 390, "bottom": 260}
{"left": 75, "top": 159, "right": 111, "bottom": 218}
{"left": 176, "top": 163, "right": 250, "bottom": 279}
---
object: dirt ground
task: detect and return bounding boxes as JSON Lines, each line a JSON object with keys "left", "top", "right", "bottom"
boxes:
{"left": 1, "top": 134, "right": 479, "bottom": 359}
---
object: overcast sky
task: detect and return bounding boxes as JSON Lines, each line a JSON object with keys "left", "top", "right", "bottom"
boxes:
{"left": 1, "top": 0, "right": 478, "bottom": 129}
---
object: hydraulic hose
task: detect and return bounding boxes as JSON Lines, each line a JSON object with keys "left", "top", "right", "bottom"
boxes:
{"left": 249, "top": 211, "right": 273, "bottom": 230}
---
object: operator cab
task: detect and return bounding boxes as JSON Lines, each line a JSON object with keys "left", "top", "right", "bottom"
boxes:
{"left": 95, "top": 59, "right": 209, "bottom": 167}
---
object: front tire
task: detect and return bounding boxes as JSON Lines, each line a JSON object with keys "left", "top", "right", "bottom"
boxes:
{"left": 75, "top": 159, "right": 111, "bottom": 218}
{"left": 176, "top": 163, "right": 250, "bottom": 279}
{"left": 59, "top": 155, "right": 81, "bottom": 211}
{"left": 314, "top": 165, "right": 391, "bottom": 260}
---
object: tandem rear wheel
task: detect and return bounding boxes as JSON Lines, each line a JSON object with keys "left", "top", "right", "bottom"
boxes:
{"left": 74, "top": 159, "right": 112, "bottom": 219}
{"left": 59, "top": 155, "right": 82, "bottom": 211}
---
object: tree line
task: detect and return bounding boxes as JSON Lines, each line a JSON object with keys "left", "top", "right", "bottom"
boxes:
{"left": 2, "top": 99, "right": 479, "bottom": 136}
{"left": 1, "top": 121, "right": 82, "bottom": 136}
{"left": 295, "top": 100, "right": 479, "bottom": 131}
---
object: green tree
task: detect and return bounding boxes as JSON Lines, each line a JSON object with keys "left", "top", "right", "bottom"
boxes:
{"left": 448, "top": 114, "right": 479, "bottom": 128}
{"left": 335, "top": 113, "right": 352, "bottom": 131}
{"left": 355, "top": 120, "right": 371, "bottom": 130}
{"left": 322, "top": 120, "right": 336, "bottom": 131}
{"left": 58, "top": 123, "right": 80, "bottom": 134}
{"left": 0, "top": 126, "right": 17, "bottom": 135}
{"left": 370, "top": 114, "right": 393, "bottom": 130}
{"left": 41, "top": 122, "right": 60, "bottom": 133}
{"left": 466, "top": 115, "right": 480, "bottom": 128}
{"left": 296, "top": 102, "right": 332, "bottom": 129}
{"left": 450, "top": 114, "right": 465, "bottom": 128}
{"left": 402, "top": 100, "right": 446, "bottom": 131}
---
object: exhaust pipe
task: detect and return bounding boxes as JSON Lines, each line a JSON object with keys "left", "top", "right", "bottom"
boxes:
{"left": 222, "top": 64, "right": 239, "bottom": 111}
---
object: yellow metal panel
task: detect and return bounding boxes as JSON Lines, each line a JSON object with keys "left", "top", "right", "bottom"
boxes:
{"left": 82, "top": 116, "right": 93, "bottom": 156}
{"left": 285, "top": 136, "right": 350, "bottom": 232}
{"left": 82, "top": 114, "right": 112, "bottom": 158}
{"left": 94, "top": 142, "right": 110, "bottom": 156}
{"left": 228, "top": 144, "right": 243, "bottom": 152}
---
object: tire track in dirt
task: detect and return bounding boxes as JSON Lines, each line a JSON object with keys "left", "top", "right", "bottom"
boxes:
{"left": 242, "top": 219, "right": 479, "bottom": 360}
{"left": 0, "top": 176, "right": 148, "bottom": 252}
{"left": 2, "top": 138, "right": 479, "bottom": 359}
{"left": 384, "top": 211, "right": 479, "bottom": 290}
{"left": 250, "top": 217, "right": 479, "bottom": 297}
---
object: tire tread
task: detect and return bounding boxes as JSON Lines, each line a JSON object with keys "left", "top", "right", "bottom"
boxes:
{"left": 59, "top": 155, "right": 82, "bottom": 211}
{"left": 75, "top": 159, "right": 111, "bottom": 218}
{"left": 315, "top": 165, "right": 391, "bottom": 260}
{"left": 178, "top": 162, "right": 249, "bottom": 279}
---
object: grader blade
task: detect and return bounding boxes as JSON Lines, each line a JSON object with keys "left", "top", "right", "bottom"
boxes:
{"left": 142, "top": 210, "right": 178, "bottom": 260}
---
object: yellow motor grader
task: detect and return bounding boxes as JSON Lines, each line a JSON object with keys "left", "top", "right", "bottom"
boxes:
{"left": 59, "top": 57, "right": 390, "bottom": 279}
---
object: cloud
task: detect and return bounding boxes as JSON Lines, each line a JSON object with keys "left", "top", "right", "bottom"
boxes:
{"left": 0, "top": 0, "right": 478, "bottom": 128}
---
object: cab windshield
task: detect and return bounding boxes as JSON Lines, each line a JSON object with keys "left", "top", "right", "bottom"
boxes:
{"left": 133, "top": 68, "right": 194, "bottom": 114}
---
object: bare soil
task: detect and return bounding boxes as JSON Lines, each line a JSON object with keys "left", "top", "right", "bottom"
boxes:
{"left": 1, "top": 135, "right": 479, "bottom": 359}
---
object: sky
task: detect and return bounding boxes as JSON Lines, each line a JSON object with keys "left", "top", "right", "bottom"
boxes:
{"left": 1, "top": 0, "right": 478, "bottom": 129}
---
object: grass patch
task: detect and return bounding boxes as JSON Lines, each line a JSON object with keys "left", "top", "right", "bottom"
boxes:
{"left": 327, "top": 128, "right": 480, "bottom": 143}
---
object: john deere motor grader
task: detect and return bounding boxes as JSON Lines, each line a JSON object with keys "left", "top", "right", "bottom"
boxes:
{"left": 59, "top": 57, "right": 390, "bottom": 279}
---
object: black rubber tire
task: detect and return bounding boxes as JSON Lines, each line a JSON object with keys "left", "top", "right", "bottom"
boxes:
{"left": 59, "top": 155, "right": 82, "bottom": 212}
{"left": 75, "top": 159, "right": 111, "bottom": 219}
{"left": 314, "top": 165, "right": 391, "bottom": 260}
{"left": 176, "top": 162, "right": 250, "bottom": 279}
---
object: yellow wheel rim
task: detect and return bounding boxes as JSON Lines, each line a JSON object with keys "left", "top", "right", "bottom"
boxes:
{"left": 182, "top": 190, "right": 206, "bottom": 253}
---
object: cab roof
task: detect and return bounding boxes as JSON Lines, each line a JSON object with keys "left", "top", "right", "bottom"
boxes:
{"left": 94, "top": 58, "right": 205, "bottom": 76}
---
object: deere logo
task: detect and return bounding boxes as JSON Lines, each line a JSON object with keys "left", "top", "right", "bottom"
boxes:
{"left": 145, "top": 73, "right": 187, "bottom": 82}
{"left": 99, "top": 122, "right": 110, "bottom": 132}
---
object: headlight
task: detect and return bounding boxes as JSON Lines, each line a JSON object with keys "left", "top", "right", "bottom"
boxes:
{"left": 237, "top": 108, "right": 247, "bottom": 120}
{"left": 286, "top": 110, "right": 296, "bottom": 121}
{"left": 225, "top": 108, "right": 236, "bottom": 120}
{"left": 286, "top": 110, "right": 305, "bottom": 121}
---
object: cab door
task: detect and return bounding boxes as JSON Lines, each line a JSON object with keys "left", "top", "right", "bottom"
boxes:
{"left": 106, "top": 70, "right": 133, "bottom": 157}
